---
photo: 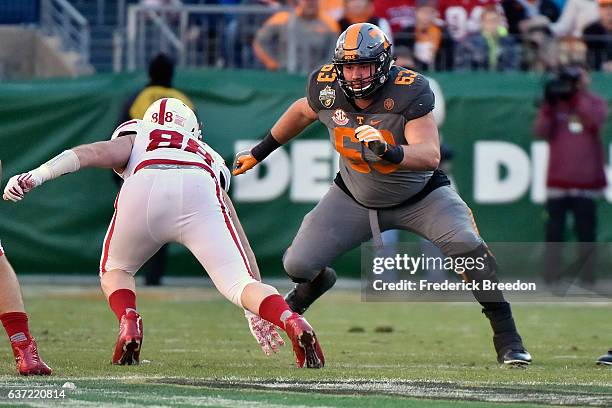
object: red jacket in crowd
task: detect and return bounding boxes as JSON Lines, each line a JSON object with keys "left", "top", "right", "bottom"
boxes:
{"left": 534, "top": 90, "right": 608, "bottom": 190}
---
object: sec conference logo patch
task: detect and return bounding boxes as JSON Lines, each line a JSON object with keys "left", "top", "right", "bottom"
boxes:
{"left": 332, "top": 109, "right": 349, "bottom": 126}
{"left": 319, "top": 86, "right": 336, "bottom": 108}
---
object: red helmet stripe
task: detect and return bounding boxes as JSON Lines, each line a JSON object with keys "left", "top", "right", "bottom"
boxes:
{"left": 158, "top": 98, "right": 168, "bottom": 125}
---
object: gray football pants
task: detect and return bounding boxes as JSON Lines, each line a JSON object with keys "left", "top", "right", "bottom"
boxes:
{"left": 283, "top": 184, "right": 483, "bottom": 281}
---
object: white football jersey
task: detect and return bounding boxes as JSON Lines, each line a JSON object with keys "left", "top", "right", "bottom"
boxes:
{"left": 111, "top": 119, "right": 231, "bottom": 191}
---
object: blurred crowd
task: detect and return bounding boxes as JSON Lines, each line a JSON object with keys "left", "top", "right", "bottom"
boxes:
{"left": 157, "top": 0, "right": 612, "bottom": 74}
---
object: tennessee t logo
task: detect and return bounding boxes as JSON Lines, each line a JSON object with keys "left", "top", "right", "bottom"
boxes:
{"left": 356, "top": 116, "right": 364, "bottom": 125}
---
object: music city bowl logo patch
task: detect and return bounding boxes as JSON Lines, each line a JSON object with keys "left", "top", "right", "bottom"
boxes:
{"left": 332, "top": 109, "right": 349, "bottom": 126}
{"left": 319, "top": 86, "right": 336, "bottom": 108}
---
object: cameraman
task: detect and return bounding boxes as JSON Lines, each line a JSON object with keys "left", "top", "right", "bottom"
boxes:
{"left": 534, "top": 65, "right": 608, "bottom": 285}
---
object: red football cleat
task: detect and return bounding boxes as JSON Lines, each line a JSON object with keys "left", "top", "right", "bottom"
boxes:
{"left": 112, "top": 310, "right": 143, "bottom": 365}
{"left": 12, "top": 338, "right": 52, "bottom": 376}
{"left": 284, "top": 313, "right": 324, "bottom": 368}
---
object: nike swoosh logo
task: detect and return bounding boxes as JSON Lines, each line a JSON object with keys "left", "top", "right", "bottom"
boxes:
{"left": 370, "top": 119, "right": 382, "bottom": 126}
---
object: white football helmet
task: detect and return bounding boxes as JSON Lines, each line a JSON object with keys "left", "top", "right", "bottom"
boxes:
{"left": 143, "top": 97, "right": 201, "bottom": 139}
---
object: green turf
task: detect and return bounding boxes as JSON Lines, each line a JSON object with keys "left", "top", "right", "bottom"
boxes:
{"left": 0, "top": 286, "right": 611, "bottom": 407}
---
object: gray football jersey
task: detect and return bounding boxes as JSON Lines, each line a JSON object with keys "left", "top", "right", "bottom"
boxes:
{"left": 306, "top": 64, "right": 435, "bottom": 207}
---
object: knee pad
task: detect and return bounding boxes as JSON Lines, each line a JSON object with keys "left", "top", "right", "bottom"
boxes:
{"left": 454, "top": 243, "right": 506, "bottom": 304}
{"left": 453, "top": 243, "right": 498, "bottom": 282}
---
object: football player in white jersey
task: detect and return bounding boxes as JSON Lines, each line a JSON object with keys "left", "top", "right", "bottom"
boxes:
{"left": 3, "top": 98, "right": 324, "bottom": 368}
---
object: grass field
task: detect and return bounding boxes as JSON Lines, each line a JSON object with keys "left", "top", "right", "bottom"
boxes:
{"left": 0, "top": 283, "right": 611, "bottom": 407}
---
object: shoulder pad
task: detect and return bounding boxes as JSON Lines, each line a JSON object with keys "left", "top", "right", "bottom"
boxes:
{"left": 306, "top": 64, "right": 340, "bottom": 113}
{"left": 111, "top": 119, "right": 141, "bottom": 141}
{"left": 386, "top": 67, "right": 435, "bottom": 121}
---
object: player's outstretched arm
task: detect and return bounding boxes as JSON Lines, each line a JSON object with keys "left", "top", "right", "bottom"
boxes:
{"left": 3, "top": 135, "right": 134, "bottom": 202}
{"left": 233, "top": 98, "right": 317, "bottom": 175}
{"left": 72, "top": 135, "right": 134, "bottom": 170}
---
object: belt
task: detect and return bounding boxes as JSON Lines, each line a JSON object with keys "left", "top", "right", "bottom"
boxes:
{"left": 139, "top": 164, "right": 205, "bottom": 171}
{"left": 133, "top": 159, "right": 213, "bottom": 175}
{"left": 333, "top": 169, "right": 451, "bottom": 210}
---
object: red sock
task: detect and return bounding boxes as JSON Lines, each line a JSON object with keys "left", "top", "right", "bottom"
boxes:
{"left": 258, "top": 294, "right": 294, "bottom": 329}
{"left": 108, "top": 289, "right": 137, "bottom": 321}
{"left": 0, "top": 312, "right": 30, "bottom": 343}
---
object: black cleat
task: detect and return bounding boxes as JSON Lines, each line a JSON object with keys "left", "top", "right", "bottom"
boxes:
{"left": 285, "top": 267, "right": 336, "bottom": 314}
{"left": 500, "top": 349, "right": 532, "bottom": 366}
{"left": 596, "top": 350, "right": 612, "bottom": 366}
{"left": 285, "top": 287, "right": 308, "bottom": 315}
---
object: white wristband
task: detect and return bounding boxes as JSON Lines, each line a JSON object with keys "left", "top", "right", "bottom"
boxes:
{"left": 31, "top": 150, "right": 80, "bottom": 184}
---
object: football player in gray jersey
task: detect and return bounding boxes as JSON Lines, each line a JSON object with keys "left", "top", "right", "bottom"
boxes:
{"left": 234, "top": 23, "right": 531, "bottom": 366}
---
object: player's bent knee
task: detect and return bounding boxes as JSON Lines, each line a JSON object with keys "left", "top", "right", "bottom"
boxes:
{"left": 437, "top": 231, "right": 483, "bottom": 257}
{"left": 453, "top": 243, "right": 498, "bottom": 281}
{"left": 282, "top": 251, "right": 320, "bottom": 283}
{"left": 99, "top": 268, "right": 133, "bottom": 281}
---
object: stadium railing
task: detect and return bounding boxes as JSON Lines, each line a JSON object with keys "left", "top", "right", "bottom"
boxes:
{"left": 40, "top": 0, "right": 90, "bottom": 71}
{"left": 114, "top": 3, "right": 610, "bottom": 74}
{"left": 119, "top": 4, "right": 289, "bottom": 72}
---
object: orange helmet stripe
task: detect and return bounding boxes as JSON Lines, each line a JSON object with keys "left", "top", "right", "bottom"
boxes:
{"left": 344, "top": 23, "right": 363, "bottom": 56}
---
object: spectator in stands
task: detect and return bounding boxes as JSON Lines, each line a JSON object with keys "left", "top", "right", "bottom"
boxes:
{"left": 253, "top": 0, "right": 340, "bottom": 73}
{"left": 319, "top": 0, "right": 345, "bottom": 21}
{"left": 338, "top": 0, "right": 393, "bottom": 41}
{"left": 439, "top": 0, "right": 501, "bottom": 42}
{"left": 557, "top": 36, "right": 588, "bottom": 66}
{"left": 519, "top": 15, "right": 558, "bottom": 71}
{"left": 395, "top": 0, "right": 455, "bottom": 70}
{"left": 533, "top": 65, "right": 607, "bottom": 285}
{"left": 394, "top": 44, "right": 416, "bottom": 67}
{"left": 502, "top": 0, "right": 561, "bottom": 37}
{"left": 455, "top": 7, "right": 520, "bottom": 70}
{"left": 224, "top": 0, "right": 283, "bottom": 68}
{"left": 116, "top": 53, "right": 195, "bottom": 286}
{"left": 374, "top": 0, "right": 417, "bottom": 34}
{"left": 551, "top": 0, "right": 600, "bottom": 38}
{"left": 583, "top": 0, "right": 612, "bottom": 71}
